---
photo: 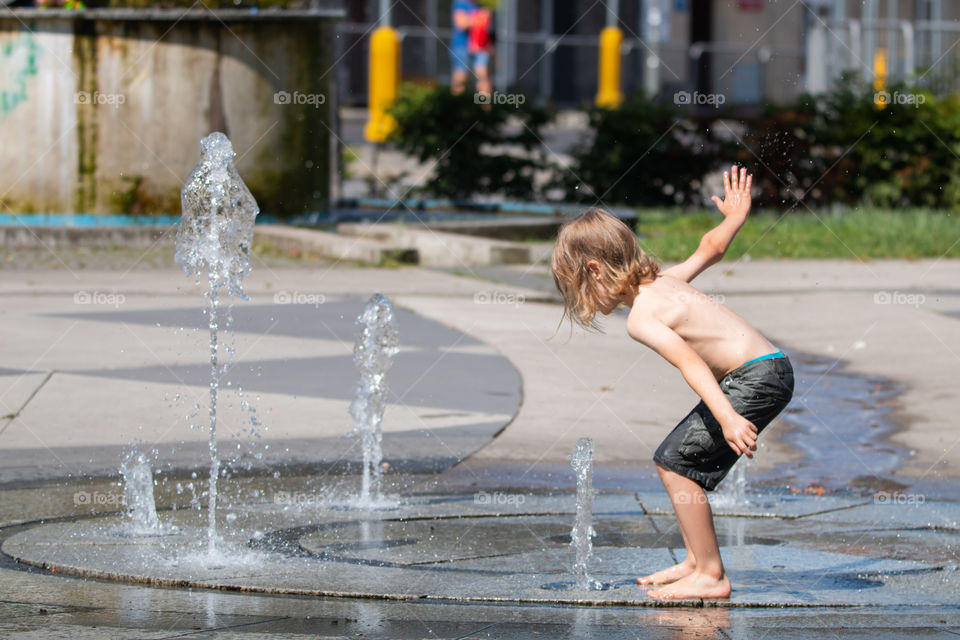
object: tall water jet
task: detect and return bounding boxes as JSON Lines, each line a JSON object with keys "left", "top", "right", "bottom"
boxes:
{"left": 175, "top": 132, "right": 259, "bottom": 551}
{"left": 348, "top": 294, "right": 399, "bottom": 507}
{"left": 119, "top": 446, "right": 163, "bottom": 535}
{"left": 568, "top": 437, "right": 605, "bottom": 590}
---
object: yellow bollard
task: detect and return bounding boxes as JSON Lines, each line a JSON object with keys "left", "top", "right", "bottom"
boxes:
{"left": 873, "top": 48, "right": 888, "bottom": 109}
{"left": 365, "top": 26, "right": 401, "bottom": 143}
{"left": 595, "top": 26, "right": 623, "bottom": 109}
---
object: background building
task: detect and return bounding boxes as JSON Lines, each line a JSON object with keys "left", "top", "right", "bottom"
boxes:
{"left": 337, "top": 0, "right": 960, "bottom": 107}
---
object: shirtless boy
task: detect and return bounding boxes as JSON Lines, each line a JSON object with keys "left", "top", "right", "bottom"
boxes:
{"left": 550, "top": 166, "right": 794, "bottom": 599}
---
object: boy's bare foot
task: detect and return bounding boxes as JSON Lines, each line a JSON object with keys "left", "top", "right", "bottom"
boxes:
{"left": 646, "top": 571, "right": 731, "bottom": 600}
{"left": 636, "top": 561, "right": 695, "bottom": 585}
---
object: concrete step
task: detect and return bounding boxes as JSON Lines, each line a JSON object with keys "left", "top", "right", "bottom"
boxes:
{"left": 0, "top": 225, "right": 175, "bottom": 248}
{"left": 254, "top": 225, "right": 417, "bottom": 265}
{"left": 336, "top": 222, "right": 531, "bottom": 267}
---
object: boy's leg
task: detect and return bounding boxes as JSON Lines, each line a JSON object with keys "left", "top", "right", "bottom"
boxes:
{"left": 637, "top": 465, "right": 697, "bottom": 585}
{"left": 646, "top": 466, "right": 731, "bottom": 599}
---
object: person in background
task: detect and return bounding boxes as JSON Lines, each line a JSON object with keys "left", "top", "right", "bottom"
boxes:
{"left": 451, "top": 0, "right": 493, "bottom": 98}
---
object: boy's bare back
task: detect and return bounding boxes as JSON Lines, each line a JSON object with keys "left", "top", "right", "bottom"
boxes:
{"left": 629, "top": 274, "right": 776, "bottom": 380}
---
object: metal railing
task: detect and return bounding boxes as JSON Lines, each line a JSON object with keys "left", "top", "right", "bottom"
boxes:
{"left": 812, "top": 18, "right": 960, "bottom": 92}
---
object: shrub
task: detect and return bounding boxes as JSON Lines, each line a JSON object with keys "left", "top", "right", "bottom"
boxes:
{"left": 388, "top": 84, "right": 550, "bottom": 200}
{"left": 557, "top": 94, "right": 730, "bottom": 207}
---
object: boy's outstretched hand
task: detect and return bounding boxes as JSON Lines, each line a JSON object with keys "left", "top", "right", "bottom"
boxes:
{"left": 711, "top": 165, "right": 752, "bottom": 219}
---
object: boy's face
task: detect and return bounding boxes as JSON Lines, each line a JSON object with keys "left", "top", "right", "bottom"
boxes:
{"left": 593, "top": 288, "right": 620, "bottom": 315}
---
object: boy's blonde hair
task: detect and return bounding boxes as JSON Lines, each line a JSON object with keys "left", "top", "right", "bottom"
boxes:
{"left": 551, "top": 207, "right": 660, "bottom": 331}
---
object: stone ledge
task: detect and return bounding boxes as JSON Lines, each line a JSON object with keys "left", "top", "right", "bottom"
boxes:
{"left": 337, "top": 223, "right": 531, "bottom": 267}
{"left": 254, "top": 225, "right": 417, "bottom": 265}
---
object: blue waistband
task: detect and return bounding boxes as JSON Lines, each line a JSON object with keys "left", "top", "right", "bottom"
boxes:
{"left": 740, "top": 350, "right": 785, "bottom": 367}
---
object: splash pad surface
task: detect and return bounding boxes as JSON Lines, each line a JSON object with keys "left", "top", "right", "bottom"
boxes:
{"left": 4, "top": 490, "right": 955, "bottom": 608}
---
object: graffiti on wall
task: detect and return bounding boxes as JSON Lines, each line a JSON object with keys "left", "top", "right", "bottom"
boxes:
{"left": 0, "top": 31, "right": 39, "bottom": 119}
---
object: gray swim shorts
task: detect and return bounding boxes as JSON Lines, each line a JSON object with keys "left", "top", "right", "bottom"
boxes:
{"left": 653, "top": 352, "right": 794, "bottom": 491}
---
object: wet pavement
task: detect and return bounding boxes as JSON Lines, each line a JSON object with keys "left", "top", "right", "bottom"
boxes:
{"left": 2, "top": 476, "right": 960, "bottom": 637}
{"left": 5, "top": 489, "right": 958, "bottom": 608}
{"left": 2, "top": 261, "right": 960, "bottom": 637}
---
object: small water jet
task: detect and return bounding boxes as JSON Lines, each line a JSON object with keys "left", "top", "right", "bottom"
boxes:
{"left": 712, "top": 457, "right": 751, "bottom": 510}
{"left": 348, "top": 293, "right": 400, "bottom": 509}
{"left": 175, "top": 132, "right": 259, "bottom": 551}
{"left": 116, "top": 446, "right": 174, "bottom": 536}
{"left": 568, "top": 437, "right": 606, "bottom": 590}
{"left": 543, "top": 437, "right": 608, "bottom": 591}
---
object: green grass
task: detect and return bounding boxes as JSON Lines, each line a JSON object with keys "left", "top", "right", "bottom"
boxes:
{"left": 635, "top": 208, "right": 960, "bottom": 261}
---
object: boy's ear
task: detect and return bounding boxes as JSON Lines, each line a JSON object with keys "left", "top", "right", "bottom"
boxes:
{"left": 586, "top": 259, "right": 602, "bottom": 281}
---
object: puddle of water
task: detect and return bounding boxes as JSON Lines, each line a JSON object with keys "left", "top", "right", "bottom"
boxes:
{"left": 765, "top": 349, "right": 908, "bottom": 492}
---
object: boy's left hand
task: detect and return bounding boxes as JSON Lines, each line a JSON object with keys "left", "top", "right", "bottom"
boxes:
{"left": 711, "top": 165, "right": 752, "bottom": 219}
{"left": 721, "top": 413, "right": 758, "bottom": 458}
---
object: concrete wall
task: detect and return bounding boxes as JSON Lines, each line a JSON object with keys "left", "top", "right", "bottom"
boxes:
{"left": 0, "top": 7, "right": 342, "bottom": 217}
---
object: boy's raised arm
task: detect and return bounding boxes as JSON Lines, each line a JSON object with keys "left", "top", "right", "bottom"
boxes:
{"left": 662, "top": 165, "right": 752, "bottom": 283}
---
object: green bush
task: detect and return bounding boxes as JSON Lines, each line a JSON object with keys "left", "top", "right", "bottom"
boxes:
{"left": 557, "top": 94, "right": 730, "bottom": 207}
{"left": 388, "top": 79, "right": 959, "bottom": 210}
{"left": 388, "top": 84, "right": 550, "bottom": 200}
